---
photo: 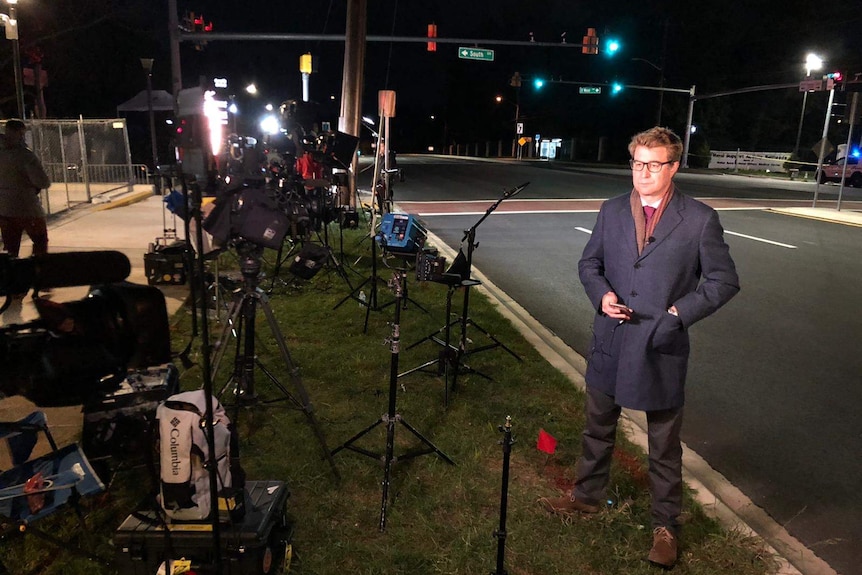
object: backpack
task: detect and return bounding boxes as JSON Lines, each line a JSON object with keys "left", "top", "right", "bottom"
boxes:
{"left": 156, "top": 390, "right": 239, "bottom": 521}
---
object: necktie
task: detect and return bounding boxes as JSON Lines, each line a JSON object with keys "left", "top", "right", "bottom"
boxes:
{"left": 643, "top": 205, "right": 657, "bottom": 224}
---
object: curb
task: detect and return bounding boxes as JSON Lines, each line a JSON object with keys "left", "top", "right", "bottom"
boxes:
{"left": 92, "top": 189, "right": 155, "bottom": 211}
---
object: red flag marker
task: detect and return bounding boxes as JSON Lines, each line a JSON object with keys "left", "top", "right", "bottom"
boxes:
{"left": 537, "top": 428, "right": 557, "bottom": 454}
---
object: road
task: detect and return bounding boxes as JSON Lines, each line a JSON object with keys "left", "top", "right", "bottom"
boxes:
{"left": 381, "top": 155, "right": 862, "bottom": 575}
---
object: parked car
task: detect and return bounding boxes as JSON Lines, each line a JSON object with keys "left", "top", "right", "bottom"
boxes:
{"left": 818, "top": 156, "right": 862, "bottom": 187}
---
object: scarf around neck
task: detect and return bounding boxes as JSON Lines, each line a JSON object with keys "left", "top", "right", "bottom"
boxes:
{"left": 630, "top": 186, "right": 674, "bottom": 254}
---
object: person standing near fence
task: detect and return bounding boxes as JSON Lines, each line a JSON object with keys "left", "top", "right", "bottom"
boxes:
{"left": 0, "top": 119, "right": 51, "bottom": 259}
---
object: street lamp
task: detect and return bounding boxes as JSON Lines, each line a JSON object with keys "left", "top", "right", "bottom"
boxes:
{"left": 140, "top": 58, "right": 159, "bottom": 177}
{"left": 793, "top": 52, "right": 823, "bottom": 157}
{"left": 3, "top": 0, "right": 25, "bottom": 118}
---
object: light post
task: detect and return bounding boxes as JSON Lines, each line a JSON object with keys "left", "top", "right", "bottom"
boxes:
{"left": 509, "top": 72, "right": 522, "bottom": 159}
{"left": 793, "top": 53, "right": 822, "bottom": 157}
{"left": 140, "top": 58, "right": 159, "bottom": 176}
{"left": 631, "top": 57, "right": 665, "bottom": 125}
{"left": 3, "top": 0, "right": 25, "bottom": 118}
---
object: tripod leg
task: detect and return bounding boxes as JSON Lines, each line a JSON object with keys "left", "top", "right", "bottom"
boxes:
{"left": 398, "top": 417, "right": 455, "bottom": 465}
{"left": 210, "top": 294, "right": 246, "bottom": 392}
{"left": 379, "top": 414, "right": 397, "bottom": 532}
{"left": 256, "top": 290, "right": 341, "bottom": 481}
{"left": 464, "top": 319, "right": 522, "bottom": 361}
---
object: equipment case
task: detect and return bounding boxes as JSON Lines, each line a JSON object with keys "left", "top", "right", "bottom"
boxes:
{"left": 115, "top": 480, "right": 292, "bottom": 574}
{"left": 81, "top": 364, "right": 180, "bottom": 463}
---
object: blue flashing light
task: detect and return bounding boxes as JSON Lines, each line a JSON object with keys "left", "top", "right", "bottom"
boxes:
{"left": 851, "top": 148, "right": 860, "bottom": 158}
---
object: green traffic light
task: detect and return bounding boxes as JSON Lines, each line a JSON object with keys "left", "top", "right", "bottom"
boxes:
{"left": 611, "top": 82, "right": 623, "bottom": 95}
{"left": 605, "top": 39, "right": 621, "bottom": 55}
{"left": 534, "top": 78, "right": 545, "bottom": 89}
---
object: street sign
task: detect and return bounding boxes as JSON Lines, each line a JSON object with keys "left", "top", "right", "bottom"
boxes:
{"left": 458, "top": 47, "right": 495, "bottom": 61}
{"left": 799, "top": 79, "right": 824, "bottom": 92}
{"left": 516, "top": 122, "right": 524, "bottom": 135}
{"left": 579, "top": 86, "right": 602, "bottom": 95}
{"left": 518, "top": 137, "right": 529, "bottom": 147}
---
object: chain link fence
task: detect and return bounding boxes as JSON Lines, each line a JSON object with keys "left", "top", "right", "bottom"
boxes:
{"left": 26, "top": 118, "right": 151, "bottom": 217}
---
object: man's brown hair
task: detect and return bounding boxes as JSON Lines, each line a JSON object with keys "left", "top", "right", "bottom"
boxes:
{"left": 628, "top": 126, "right": 683, "bottom": 163}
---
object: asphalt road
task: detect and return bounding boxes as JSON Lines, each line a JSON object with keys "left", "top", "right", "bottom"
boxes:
{"left": 381, "top": 156, "right": 862, "bottom": 575}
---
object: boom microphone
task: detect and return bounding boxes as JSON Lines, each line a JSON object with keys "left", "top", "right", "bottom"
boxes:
{"left": 0, "top": 251, "right": 132, "bottom": 296}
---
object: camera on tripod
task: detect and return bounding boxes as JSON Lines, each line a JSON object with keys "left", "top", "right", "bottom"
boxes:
{"left": 0, "top": 252, "right": 172, "bottom": 408}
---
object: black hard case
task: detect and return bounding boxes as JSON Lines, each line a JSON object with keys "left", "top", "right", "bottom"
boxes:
{"left": 114, "top": 480, "right": 291, "bottom": 575}
{"left": 81, "top": 364, "right": 180, "bottom": 462}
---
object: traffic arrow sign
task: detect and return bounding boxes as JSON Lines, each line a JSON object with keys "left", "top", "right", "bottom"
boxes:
{"left": 458, "top": 47, "right": 495, "bottom": 61}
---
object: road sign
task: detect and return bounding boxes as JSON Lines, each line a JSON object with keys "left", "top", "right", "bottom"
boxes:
{"left": 516, "top": 122, "right": 524, "bottom": 135}
{"left": 799, "top": 79, "right": 824, "bottom": 92}
{"left": 518, "top": 137, "right": 529, "bottom": 147}
{"left": 458, "top": 47, "right": 495, "bottom": 61}
{"left": 579, "top": 86, "right": 602, "bottom": 95}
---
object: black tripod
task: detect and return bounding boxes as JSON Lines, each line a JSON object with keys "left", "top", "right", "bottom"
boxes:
{"left": 400, "top": 183, "right": 529, "bottom": 404}
{"left": 331, "top": 267, "right": 454, "bottom": 532}
{"left": 210, "top": 241, "right": 340, "bottom": 480}
{"left": 333, "top": 235, "right": 393, "bottom": 332}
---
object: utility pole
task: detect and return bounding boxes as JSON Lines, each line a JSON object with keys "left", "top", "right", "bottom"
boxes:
{"left": 338, "top": 0, "right": 367, "bottom": 209}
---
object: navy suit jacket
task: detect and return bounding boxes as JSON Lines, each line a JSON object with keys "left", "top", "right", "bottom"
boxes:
{"left": 578, "top": 188, "right": 740, "bottom": 411}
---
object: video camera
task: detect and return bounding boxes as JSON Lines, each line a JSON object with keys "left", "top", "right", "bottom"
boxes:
{"left": 0, "top": 251, "right": 172, "bottom": 407}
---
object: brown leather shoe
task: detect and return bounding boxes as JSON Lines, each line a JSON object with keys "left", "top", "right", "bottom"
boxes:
{"left": 647, "top": 526, "right": 678, "bottom": 568}
{"left": 538, "top": 493, "right": 600, "bottom": 515}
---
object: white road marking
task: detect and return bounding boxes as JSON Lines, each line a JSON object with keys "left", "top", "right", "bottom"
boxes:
{"left": 724, "top": 230, "right": 797, "bottom": 249}
{"left": 574, "top": 226, "right": 796, "bottom": 249}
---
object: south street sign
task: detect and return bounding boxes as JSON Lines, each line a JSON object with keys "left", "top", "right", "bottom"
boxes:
{"left": 458, "top": 47, "right": 495, "bottom": 61}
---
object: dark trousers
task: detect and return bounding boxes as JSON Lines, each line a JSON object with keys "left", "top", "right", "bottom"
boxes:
{"left": 0, "top": 216, "right": 48, "bottom": 257}
{"left": 573, "top": 386, "right": 684, "bottom": 533}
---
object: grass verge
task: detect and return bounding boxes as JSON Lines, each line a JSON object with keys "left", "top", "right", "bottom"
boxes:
{"left": 1, "top": 225, "right": 779, "bottom": 575}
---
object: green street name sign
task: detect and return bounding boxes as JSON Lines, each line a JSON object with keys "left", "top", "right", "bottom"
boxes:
{"left": 579, "top": 86, "right": 602, "bottom": 95}
{"left": 458, "top": 47, "right": 495, "bottom": 61}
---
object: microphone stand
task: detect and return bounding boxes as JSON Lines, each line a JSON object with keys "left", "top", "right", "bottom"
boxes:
{"left": 400, "top": 183, "right": 529, "bottom": 404}
{"left": 491, "top": 416, "right": 514, "bottom": 575}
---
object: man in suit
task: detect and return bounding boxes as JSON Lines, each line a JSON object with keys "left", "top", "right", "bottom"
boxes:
{"left": 541, "top": 127, "right": 739, "bottom": 567}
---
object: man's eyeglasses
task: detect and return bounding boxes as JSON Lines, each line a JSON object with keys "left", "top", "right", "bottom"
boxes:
{"left": 629, "top": 159, "right": 676, "bottom": 173}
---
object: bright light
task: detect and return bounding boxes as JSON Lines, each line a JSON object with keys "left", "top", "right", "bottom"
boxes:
{"left": 203, "top": 91, "right": 226, "bottom": 156}
{"left": 265, "top": 103, "right": 274, "bottom": 111}
{"left": 605, "top": 39, "right": 621, "bottom": 55}
{"left": 495, "top": 95, "right": 503, "bottom": 103}
{"left": 228, "top": 102, "right": 238, "bottom": 114}
{"left": 427, "top": 146, "right": 435, "bottom": 152}
{"left": 362, "top": 116, "right": 376, "bottom": 126}
{"left": 165, "top": 119, "right": 174, "bottom": 125}
{"left": 213, "top": 77, "right": 228, "bottom": 89}
{"left": 611, "top": 82, "right": 623, "bottom": 95}
{"left": 805, "top": 53, "right": 823, "bottom": 76}
{"left": 533, "top": 78, "right": 545, "bottom": 89}
{"left": 690, "top": 125, "right": 698, "bottom": 134}
{"left": 245, "top": 83, "right": 258, "bottom": 95}
{"left": 260, "top": 114, "right": 280, "bottom": 135}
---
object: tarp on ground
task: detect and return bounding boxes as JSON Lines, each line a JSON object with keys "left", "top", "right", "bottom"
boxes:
{"left": 116, "top": 90, "right": 175, "bottom": 113}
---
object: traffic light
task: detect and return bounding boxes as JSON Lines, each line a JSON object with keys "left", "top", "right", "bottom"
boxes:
{"left": 533, "top": 78, "right": 545, "bottom": 90}
{"left": 582, "top": 28, "right": 598, "bottom": 55}
{"left": 611, "top": 82, "right": 623, "bottom": 96}
{"left": 427, "top": 23, "right": 437, "bottom": 52}
{"left": 826, "top": 71, "right": 842, "bottom": 90}
{"left": 604, "top": 38, "right": 621, "bottom": 56}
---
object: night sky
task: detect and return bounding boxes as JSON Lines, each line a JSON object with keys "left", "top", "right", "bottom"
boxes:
{"left": 2, "top": 0, "right": 860, "bottom": 162}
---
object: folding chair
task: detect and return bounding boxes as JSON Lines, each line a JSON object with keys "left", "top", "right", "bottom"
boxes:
{"left": 0, "top": 411, "right": 109, "bottom": 573}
